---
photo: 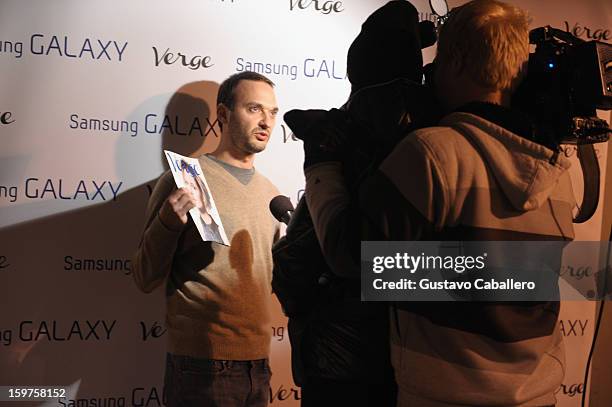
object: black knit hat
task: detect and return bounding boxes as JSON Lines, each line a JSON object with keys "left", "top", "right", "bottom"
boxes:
{"left": 347, "top": 0, "right": 423, "bottom": 94}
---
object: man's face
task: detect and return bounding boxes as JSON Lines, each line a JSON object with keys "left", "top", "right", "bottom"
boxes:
{"left": 222, "top": 80, "right": 278, "bottom": 155}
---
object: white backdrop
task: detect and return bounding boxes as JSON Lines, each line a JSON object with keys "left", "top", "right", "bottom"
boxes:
{"left": 0, "top": 0, "right": 610, "bottom": 406}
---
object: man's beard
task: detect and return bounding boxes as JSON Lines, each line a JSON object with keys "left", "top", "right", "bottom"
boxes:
{"left": 231, "top": 128, "right": 267, "bottom": 154}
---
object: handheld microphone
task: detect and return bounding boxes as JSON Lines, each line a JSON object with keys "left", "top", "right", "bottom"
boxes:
{"left": 269, "top": 195, "right": 294, "bottom": 225}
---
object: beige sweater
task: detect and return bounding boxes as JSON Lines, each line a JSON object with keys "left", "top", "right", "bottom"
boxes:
{"left": 132, "top": 155, "right": 280, "bottom": 360}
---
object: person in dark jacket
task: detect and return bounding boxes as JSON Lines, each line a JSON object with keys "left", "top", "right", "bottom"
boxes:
{"left": 272, "top": 1, "right": 440, "bottom": 406}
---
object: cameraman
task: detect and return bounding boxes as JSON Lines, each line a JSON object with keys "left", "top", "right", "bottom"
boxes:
{"left": 306, "top": 0, "right": 575, "bottom": 405}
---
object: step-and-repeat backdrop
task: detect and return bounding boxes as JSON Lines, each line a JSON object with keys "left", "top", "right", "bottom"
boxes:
{"left": 1, "top": 0, "right": 610, "bottom": 406}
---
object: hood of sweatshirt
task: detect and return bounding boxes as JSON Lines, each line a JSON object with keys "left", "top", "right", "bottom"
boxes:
{"left": 441, "top": 112, "right": 572, "bottom": 211}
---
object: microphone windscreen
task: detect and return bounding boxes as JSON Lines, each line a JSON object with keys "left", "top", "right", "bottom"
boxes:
{"left": 269, "top": 195, "right": 294, "bottom": 223}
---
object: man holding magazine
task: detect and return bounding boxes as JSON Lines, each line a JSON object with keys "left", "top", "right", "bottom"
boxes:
{"left": 132, "top": 71, "right": 281, "bottom": 407}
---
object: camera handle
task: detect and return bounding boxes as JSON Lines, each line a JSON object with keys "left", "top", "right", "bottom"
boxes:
{"left": 573, "top": 143, "right": 600, "bottom": 223}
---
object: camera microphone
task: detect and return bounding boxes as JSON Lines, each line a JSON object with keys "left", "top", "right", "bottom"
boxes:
{"left": 269, "top": 195, "right": 294, "bottom": 225}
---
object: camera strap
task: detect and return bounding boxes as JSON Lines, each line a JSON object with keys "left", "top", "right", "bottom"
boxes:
{"left": 573, "top": 143, "right": 600, "bottom": 223}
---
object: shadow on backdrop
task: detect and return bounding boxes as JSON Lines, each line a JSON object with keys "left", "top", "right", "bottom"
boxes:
{"left": 0, "top": 81, "right": 220, "bottom": 401}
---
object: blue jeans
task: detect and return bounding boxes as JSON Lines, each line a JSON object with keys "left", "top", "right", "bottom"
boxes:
{"left": 164, "top": 353, "right": 272, "bottom": 407}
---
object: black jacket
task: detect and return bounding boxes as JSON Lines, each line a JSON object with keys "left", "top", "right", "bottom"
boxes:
{"left": 272, "top": 79, "right": 440, "bottom": 384}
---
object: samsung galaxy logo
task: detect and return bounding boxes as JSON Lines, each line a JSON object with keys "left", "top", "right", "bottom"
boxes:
{"left": 64, "top": 256, "right": 131, "bottom": 275}
{"left": 24, "top": 178, "right": 122, "bottom": 201}
{"left": 558, "top": 319, "right": 588, "bottom": 337}
{"left": 2, "top": 179, "right": 122, "bottom": 203}
{"left": 69, "top": 113, "right": 219, "bottom": 138}
{"left": 30, "top": 34, "right": 127, "bottom": 61}
{"left": 236, "top": 57, "right": 346, "bottom": 81}
{"left": 0, "top": 40, "right": 23, "bottom": 58}
{"left": 18, "top": 320, "right": 117, "bottom": 342}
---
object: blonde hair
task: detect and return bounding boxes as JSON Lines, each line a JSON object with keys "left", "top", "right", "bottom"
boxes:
{"left": 436, "top": 0, "right": 530, "bottom": 91}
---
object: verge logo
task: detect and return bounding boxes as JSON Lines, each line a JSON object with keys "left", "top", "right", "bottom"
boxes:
{"left": 19, "top": 320, "right": 117, "bottom": 341}
{"left": 559, "top": 264, "right": 593, "bottom": 280}
{"left": 30, "top": 34, "right": 127, "bottom": 61}
{"left": 289, "top": 0, "right": 344, "bottom": 14}
{"left": 140, "top": 321, "right": 167, "bottom": 341}
{"left": 564, "top": 21, "right": 610, "bottom": 41}
{"left": 555, "top": 383, "right": 584, "bottom": 398}
{"left": 1, "top": 111, "right": 15, "bottom": 125}
{"left": 153, "top": 46, "right": 213, "bottom": 70}
{"left": 281, "top": 124, "right": 298, "bottom": 143}
{"left": 0, "top": 255, "right": 9, "bottom": 270}
{"left": 270, "top": 384, "right": 301, "bottom": 403}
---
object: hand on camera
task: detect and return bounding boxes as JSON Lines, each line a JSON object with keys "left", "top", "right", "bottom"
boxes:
{"left": 158, "top": 187, "right": 197, "bottom": 231}
{"left": 284, "top": 108, "right": 350, "bottom": 169}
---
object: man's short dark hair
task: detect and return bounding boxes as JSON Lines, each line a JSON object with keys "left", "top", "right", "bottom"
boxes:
{"left": 217, "top": 71, "right": 275, "bottom": 110}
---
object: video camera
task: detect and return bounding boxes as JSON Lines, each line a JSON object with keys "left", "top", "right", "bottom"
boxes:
{"left": 512, "top": 26, "right": 611, "bottom": 148}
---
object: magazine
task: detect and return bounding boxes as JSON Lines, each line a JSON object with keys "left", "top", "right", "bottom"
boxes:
{"left": 164, "top": 150, "right": 230, "bottom": 246}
